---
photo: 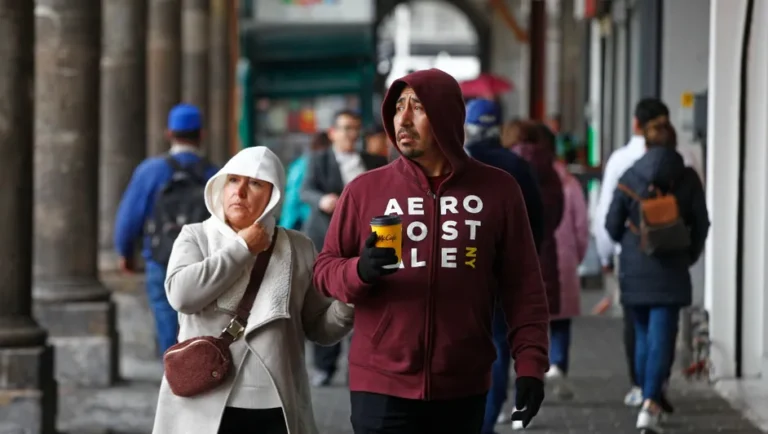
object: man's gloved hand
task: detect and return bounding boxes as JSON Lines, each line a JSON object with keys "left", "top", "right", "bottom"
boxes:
{"left": 513, "top": 377, "right": 545, "bottom": 428}
{"left": 357, "top": 232, "right": 399, "bottom": 283}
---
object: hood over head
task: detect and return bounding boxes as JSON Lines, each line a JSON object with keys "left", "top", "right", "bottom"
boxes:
{"left": 630, "top": 146, "right": 686, "bottom": 188}
{"left": 381, "top": 69, "right": 470, "bottom": 174}
{"left": 204, "top": 146, "right": 286, "bottom": 237}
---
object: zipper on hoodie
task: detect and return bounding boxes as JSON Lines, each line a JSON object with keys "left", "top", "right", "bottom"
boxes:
{"left": 423, "top": 187, "right": 438, "bottom": 400}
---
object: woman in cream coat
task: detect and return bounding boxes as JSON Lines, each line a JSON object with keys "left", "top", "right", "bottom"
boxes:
{"left": 152, "top": 146, "right": 354, "bottom": 434}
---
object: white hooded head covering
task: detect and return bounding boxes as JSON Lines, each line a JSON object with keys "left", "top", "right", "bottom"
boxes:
{"left": 204, "top": 146, "right": 286, "bottom": 238}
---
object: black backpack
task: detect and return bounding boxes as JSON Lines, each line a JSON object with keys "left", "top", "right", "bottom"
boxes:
{"left": 146, "top": 156, "right": 211, "bottom": 265}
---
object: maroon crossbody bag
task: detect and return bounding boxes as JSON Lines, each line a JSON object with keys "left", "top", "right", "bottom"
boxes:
{"left": 163, "top": 230, "right": 278, "bottom": 397}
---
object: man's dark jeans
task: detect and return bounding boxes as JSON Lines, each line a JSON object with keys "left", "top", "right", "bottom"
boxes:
{"left": 482, "top": 305, "right": 510, "bottom": 433}
{"left": 351, "top": 391, "right": 486, "bottom": 434}
{"left": 313, "top": 342, "right": 342, "bottom": 378}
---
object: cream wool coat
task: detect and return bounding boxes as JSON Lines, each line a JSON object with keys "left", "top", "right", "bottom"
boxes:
{"left": 152, "top": 147, "right": 354, "bottom": 434}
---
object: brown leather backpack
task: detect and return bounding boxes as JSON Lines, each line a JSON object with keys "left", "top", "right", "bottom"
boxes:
{"left": 617, "top": 183, "right": 691, "bottom": 255}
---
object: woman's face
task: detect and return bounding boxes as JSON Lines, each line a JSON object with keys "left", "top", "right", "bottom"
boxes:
{"left": 222, "top": 175, "right": 273, "bottom": 231}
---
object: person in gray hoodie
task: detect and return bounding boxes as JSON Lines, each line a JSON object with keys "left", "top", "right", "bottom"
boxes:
{"left": 605, "top": 121, "right": 710, "bottom": 433}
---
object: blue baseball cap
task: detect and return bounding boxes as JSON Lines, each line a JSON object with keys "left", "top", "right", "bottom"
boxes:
{"left": 168, "top": 103, "right": 202, "bottom": 132}
{"left": 465, "top": 99, "right": 501, "bottom": 128}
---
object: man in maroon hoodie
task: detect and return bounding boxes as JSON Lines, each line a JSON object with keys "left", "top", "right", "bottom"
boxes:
{"left": 314, "top": 69, "right": 549, "bottom": 433}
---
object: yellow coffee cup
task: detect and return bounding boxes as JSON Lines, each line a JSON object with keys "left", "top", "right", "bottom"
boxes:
{"left": 370, "top": 215, "right": 403, "bottom": 269}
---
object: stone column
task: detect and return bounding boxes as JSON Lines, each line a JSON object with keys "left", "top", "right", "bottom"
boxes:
{"left": 99, "top": 0, "right": 147, "bottom": 270}
{"left": 0, "top": 2, "right": 57, "bottom": 431}
{"left": 34, "top": 0, "right": 117, "bottom": 387}
{"left": 182, "top": 0, "right": 209, "bottom": 150}
{"left": 209, "top": 0, "right": 230, "bottom": 166}
{"left": 147, "top": 0, "right": 181, "bottom": 156}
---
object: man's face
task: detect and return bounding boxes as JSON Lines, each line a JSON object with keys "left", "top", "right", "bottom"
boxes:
{"left": 329, "top": 114, "right": 361, "bottom": 153}
{"left": 394, "top": 87, "right": 433, "bottom": 159}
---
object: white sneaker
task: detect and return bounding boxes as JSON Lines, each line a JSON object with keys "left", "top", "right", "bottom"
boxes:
{"left": 545, "top": 364, "right": 562, "bottom": 380}
{"left": 624, "top": 386, "right": 643, "bottom": 407}
{"left": 511, "top": 420, "right": 527, "bottom": 430}
{"left": 545, "top": 365, "right": 574, "bottom": 400}
{"left": 636, "top": 401, "right": 664, "bottom": 433}
{"left": 510, "top": 409, "right": 536, "bottom": 430}
{"left": 496, "top": 412, "right": 510, "bottom": 424}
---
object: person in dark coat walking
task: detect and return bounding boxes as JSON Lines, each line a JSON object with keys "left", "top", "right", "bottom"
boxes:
{"left": 300, "top": 110, "right": 388, "bottom": 387}
{"left": 605, "top": 121, "right": 710, "bottom": 433}
{"left": 511, "top": 125, "right": 565, "bottom": 316}
{"left": 463, "top": 100, "right": 544, "bottom": 433}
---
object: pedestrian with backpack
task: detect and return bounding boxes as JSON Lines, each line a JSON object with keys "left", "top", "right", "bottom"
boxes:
{"left": 114, "top": 103, "right": 219, "bottom": 355}
{"left": 604, "top": 121, "right": 710, "bottom": 433}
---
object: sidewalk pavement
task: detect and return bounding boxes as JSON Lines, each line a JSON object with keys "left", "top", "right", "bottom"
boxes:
{"left": 60, "top": 283, "right": 765, "bottom": 433}
{"left": 310, "top": 305, "right": 764, "bottom": 433}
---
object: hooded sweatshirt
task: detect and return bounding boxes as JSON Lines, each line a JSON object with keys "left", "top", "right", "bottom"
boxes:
{"left": 605, "top": 147, "right": 710, "bottom": 307}
{"left": 313, "top": 69, "right": 550, "bottom": 400}
{"left": 180, "top": 146, "right": 286, "bottom": 409}
{"left": 204, "top": 146, "right": 283, "bottom": 250}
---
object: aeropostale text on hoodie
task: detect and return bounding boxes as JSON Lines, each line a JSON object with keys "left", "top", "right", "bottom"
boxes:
{"left": 313, "top": 69, "right": 550, "bottom": 401}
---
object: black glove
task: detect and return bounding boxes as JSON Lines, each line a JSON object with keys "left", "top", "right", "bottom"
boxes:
{"left": 357, "top": 232, "right": 399, "bottom": 283}
{"left": 513, "top": 376, "right": 545, "bottom": 428}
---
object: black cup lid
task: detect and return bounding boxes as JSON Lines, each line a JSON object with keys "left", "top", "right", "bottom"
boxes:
{"left": 370, "top": 215, "right": 402, "bottom": 226}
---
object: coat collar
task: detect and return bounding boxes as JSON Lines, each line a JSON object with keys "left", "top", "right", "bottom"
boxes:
{"left": 211, "top": 227, "right": 293, "bottom": 334}
{"left": 244, "top": 227, "right": 293, "bottom": 334}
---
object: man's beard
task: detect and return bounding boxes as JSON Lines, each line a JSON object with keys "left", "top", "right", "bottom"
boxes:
{"left": 400, "top": 146, "right": 424, "bottom": 159}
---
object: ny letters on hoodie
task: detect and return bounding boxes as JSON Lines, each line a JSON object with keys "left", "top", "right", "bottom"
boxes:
{"left": 313, "top": 69, "right": 550, "bottom": 401}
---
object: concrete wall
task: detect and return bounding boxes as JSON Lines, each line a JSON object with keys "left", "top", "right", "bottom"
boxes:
{"left": 705, "top": 0, "right": 746, "bottom": 380}
{"left": 739, "top": 0, "right": 768, "bottom": 378}
{"left": 661, "top": 0, "right": 710, "bottom": 307}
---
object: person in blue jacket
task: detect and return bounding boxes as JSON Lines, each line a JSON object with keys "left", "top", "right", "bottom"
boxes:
{"left": 463, "top": 99, "right": 544, "bottom": 433}
{"left": 279, "top": 131, "right": 331, "bottom": 231}
{"left": 113, "top": 104, "right": 218, "bottom": 355}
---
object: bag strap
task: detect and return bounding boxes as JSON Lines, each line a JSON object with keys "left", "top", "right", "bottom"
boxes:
{"left": 616, "top": 184, "right": 642, "bottom": 235}
{"left": 617, "top": 183, "right": 643, "bottom": 202}
{"left": 219, "top": 228, "right": 280, "bottom": 343}
{"left": 165, "top": 155, "right": 183, "bottom": 172}
{"left": 164, "top": 155, "right": 206, "bottom": 183}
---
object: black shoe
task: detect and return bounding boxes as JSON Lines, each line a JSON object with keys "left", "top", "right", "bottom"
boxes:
{"left": 659, "top": 393, "right": 674, "bottom": 414}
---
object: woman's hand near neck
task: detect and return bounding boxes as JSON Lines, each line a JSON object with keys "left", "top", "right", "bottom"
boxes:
{"left": 237, "top": 222, "right": 271, "bottom": 254}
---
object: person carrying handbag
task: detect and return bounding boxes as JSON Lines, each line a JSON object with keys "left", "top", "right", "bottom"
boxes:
{"left": 152, "top": 146, "right": 354, "bottom": 434}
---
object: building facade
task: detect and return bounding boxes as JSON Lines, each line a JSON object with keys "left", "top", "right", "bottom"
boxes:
{"left": 581, "top": 0, "right": 768, "bottom": 383}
